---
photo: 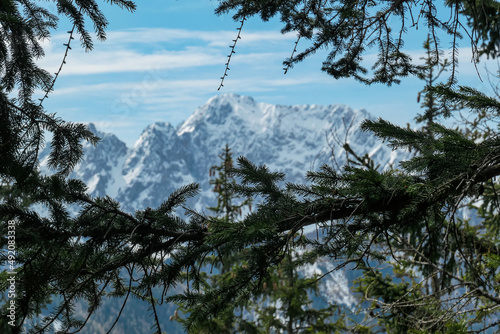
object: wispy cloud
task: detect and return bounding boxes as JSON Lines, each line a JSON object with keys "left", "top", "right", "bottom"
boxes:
{"left": 48, "top": 50, "right": 223, "bottom": 74}
{"left": 39, "top": 27, "right": 295, "bottom": 76}
{"left": 103, "top": 28, "right": 297, "bottom": 47}
{"left": 50, "top": 71, "right": 336, "bottom": 99}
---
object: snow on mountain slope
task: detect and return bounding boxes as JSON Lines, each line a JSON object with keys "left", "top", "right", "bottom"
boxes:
{"left": 114, "top": 93, "right": 406, "bottom": 212}
{"left": 38, "top": 123, "right": 128, "bottom": 199}
{"left": 118, "top": 121, "right": 196, "bottom": 211}
{"left": 178, "top": 94, "right": 381, "bottom": 179}
{"left": 76, "top": 123, "right": 129, "bottom": 198}
{"left": 40, "top": 93, "right": 407, "bottom": 212}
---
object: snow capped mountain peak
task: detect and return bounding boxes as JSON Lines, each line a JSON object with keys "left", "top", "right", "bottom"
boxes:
{"left": 134, "top": 121, "right": 175, "bottom": 146}
{"left": 178, "top": 93, "right": 261, "bottom": 135}
{"left": 39, "top": 122, "right": 129, "bottom": 198}
{"left": 179, "top": 94, "right": 373, "bottom": 139}
{"left": 206, "top": 93, "right": 257, "bottom": 107}
{"left": 51, "top": 94, "right": 408, "bottom": 213}
{"left": 144, "top": 121, "right": 175, "bottom": 132}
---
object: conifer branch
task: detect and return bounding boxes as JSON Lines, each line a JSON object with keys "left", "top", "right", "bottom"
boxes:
{"left": 450, "top": 2, "right": 460, "bottom": 85}
{"left": 143, "top": 264, "right": 163, "bottom": 334}
{"left": 218, "top": 16, "right": 246, "bottom": 90}
{"left": 275, "top": 160, "right": 500, "bottom": 235}
{"left": 39, "top": 24, "right": 77, "bottom": 106}
{"left": 67, "top": 277, "right": 114, "bottom": 334}
{"left": 283, "top": 34, "right": 301, "bottom": 74}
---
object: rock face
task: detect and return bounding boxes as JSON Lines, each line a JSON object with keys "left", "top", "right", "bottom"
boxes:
{"left": 41, "top": 93, "right": 405, "bottom": 214}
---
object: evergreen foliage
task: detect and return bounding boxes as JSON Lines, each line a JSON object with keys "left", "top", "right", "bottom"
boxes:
{"left": 0, "top": 0, "right": 499, "bottom": 333}
{"left": 208, "top": 144, "right": 252, "bottom": 224}
{"left": 177, "top": 146, "right": 344, "bottom": 333}
{"left": 175, "top": 144, "right": 253, "bottom": 333}
{"left": 216, "top": 0, "right": 500, "bottom": 84}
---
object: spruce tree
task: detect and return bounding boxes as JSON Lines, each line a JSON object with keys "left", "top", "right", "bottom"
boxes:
{"left": 176, "top": 145, "right": 253, "bottom": 333}
{"left": 251, "top": 249, "right": 347, "bottom": 334}
{"left": 208, "top": 144, "right": 252, "bottom": 224}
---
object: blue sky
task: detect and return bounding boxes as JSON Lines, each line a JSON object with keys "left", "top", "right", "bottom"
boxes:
{"left": 38, "top": 0, "right": 497, "bottom": 147}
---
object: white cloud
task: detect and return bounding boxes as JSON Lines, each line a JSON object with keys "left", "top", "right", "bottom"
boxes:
{"left": 38, "top": 27, "right": 295, "bottom": 76}
{"left": 50, "top": 73, "right": 336, "bottom": 102}
{"left": 40, "top": 49, "right": 222, "bottom": 74}
{"left": 103, "top": 28, "right": 296, "bottom": 47}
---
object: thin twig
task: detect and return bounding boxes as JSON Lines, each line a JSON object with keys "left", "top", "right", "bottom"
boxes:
{"left": 218, "top": 17, "right": 246, "bottom": 90}
{"left": 39, "top": 24, "right": 76, "bottom": 106}
{"left": 284, "top": 34, "right": 301, "bottom": 74}
{"left": 106, "top": 266, "right": 135, "bottom": 334}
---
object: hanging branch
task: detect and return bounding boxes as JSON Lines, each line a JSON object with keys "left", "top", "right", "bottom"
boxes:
{"left": 283, "top": 1, "right": 310, "bottom": 75}
{"left": 105, "top": 265, "right": 135, "bottom": 334}
{"left": 38, "top": 24, "right": 76, "bottom": 106}
{"left": 449, "top": 2, "right": 460, "bottom": 85}
{"left": 218, "top": 17, "right": 246, "bottom": 91}
{"left": 284, "top": 34, "right": 301, "bottom": 74}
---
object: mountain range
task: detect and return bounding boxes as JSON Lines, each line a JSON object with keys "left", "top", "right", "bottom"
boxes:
{"left": 41, "top": 93, "right": 404, "bottom": 213}
{"left": 38, "top": 93, "right": 409, "bottom": 333}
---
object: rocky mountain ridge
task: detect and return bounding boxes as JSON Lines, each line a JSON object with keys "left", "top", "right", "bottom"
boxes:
{"left": 41, "top": 93, "right": 405, "bottom": 214}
